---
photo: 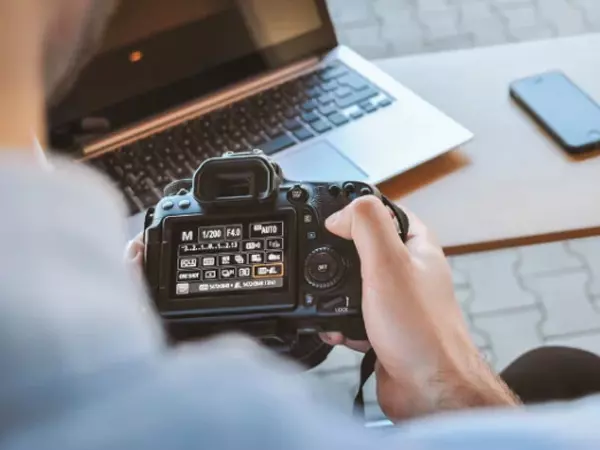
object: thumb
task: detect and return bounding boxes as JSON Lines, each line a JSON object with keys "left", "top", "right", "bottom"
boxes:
{"left": 124, "top": 232, "right": 145, "bottom": 274}
{"left": 325, "top": 196, "right": 409, "bottom": 279}
{"left": 125, "top": 238, "right": 144, "bottom": 263}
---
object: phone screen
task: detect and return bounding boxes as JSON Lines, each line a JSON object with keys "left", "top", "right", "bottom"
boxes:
{"left": 510, "top": 71, "right": 600, "bottom": 153}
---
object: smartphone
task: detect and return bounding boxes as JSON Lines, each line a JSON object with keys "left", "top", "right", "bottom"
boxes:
{"left": 510, "top": 71, "right": 600, "bottom": 154}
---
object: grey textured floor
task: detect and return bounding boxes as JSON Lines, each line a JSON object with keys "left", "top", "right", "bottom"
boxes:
{"left": 329, "top": 0, "right": 600, "bottom": 59}
{"left": 309, "top": 0, "right": 600, "bottom": 422}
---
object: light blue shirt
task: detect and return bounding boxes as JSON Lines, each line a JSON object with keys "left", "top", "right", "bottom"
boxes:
{"left": 1, "top": 155, "right": 599, "bottom": 449}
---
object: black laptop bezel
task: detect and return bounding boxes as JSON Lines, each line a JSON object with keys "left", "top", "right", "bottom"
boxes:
{"left": 49, "top": 0, "right": 338, "bottom": 152}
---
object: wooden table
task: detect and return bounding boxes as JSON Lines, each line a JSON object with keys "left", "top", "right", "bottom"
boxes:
{"left": 375, "top": 34, "right": 600, "bottom": 255}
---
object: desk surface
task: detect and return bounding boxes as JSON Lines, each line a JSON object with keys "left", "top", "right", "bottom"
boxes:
{"left": 376, "top": 34, "right": 600, "bottom": 255}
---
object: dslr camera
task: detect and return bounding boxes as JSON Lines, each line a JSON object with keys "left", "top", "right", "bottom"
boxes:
{"left": 144, "top": 150, "right": 408, "bottom": 367}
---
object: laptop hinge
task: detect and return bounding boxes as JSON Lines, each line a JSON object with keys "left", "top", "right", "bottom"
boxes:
{"left": 82, "top": 56, "right": 323, "bottom": 159}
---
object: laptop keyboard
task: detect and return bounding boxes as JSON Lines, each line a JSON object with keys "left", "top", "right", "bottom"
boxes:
{"left": 88, "top": 62, "right": 394, "bottom": 214}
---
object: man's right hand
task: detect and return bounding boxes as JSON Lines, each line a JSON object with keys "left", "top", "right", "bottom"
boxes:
{"left": 321, "top": 197, "right": 520, "bottom": 421}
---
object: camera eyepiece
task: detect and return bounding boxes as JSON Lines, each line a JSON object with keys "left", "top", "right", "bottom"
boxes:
{"left": 193, "top": 150, "right": 281, "bottom": 207}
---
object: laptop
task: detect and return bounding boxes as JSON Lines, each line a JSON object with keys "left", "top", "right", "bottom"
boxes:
{"left": 48, "top": 0, "right": 473, "bottom": 235}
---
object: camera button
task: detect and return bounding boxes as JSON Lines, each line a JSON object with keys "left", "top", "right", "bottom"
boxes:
{"left": 304, "top": 247, "right": 344, "bottom": 289}
{"left": 360, "top": 187, "right": 372, "bottom": 196}
{"left": 304, "top": 294, "right": 316, "bottom": 307}
{"left": 288, "top": 184, "right": 308, "bottom": 203}
{"left": 162, "top": 201, "right": 174, "bottom": 210}
{"left": 178, "top": 199, "right": 191, "bottom": 209}
{"left": 303, "top": 211, "right": 315, "bottom": 224}
{"left": 307, "top": 231, "right": 317, "bottom": 240}
{"left": 343, "top": 182, "right": 356, "bottom": 194}
{"left": 328, "top": 184, "right": 341, "bottom": 197}
{"left": 318, "top": 296, "right": 350, "bottom": 313}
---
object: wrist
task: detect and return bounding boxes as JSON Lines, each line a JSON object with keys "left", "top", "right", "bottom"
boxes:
{"left": 424, "top": 348, "right": 521, "bottom": 412}
{"left": 385, "top": 348, "right": 521, "bottom": 421}
{"left": 451, "top": 352, "right": 522, "bottom": 408}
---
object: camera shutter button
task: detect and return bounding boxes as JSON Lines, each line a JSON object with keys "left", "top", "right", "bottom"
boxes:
{"left": 304, "top": 247, "right": 345, "bottom": 289}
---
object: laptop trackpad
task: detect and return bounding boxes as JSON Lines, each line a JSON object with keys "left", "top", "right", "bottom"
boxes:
{"left": 276, "top": 141, "right": 368, "bottom": 182}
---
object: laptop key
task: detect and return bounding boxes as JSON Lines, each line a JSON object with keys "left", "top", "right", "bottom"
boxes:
{"left": 138, "top": 190, "right": 160, "bottom": 208}
{"left": 379, "top": 98, "right": 393, "bottom": 108}
{"left": 328, "top": 113, "right": 349, "bottom": 127}
{"left": 318, "top": 93, "right": 335, "bottom": 105}
{"left": 271, "top": 90, "right": 283, "bottom": 102}
{"left": 265, "top": 114, "right": 280, "bottom": 126}
{"left": 167, "top": 159, "right": 187, "bottom": 177}
{"left": 362, "top": 103, "right": 378, "bottom": 113}
{"left": 293, "top": 127, "right": 314, "bottom": 141}
{"left": 266, "top": 125, "right": 283, "bottom": 138}
{"left": 247, "top": 134, "right": 265, "bottom": 146}
{"left": 260, "top": 134, "right": 295, "bottom": 155}
{"left": 338, "top": 74, "right": 369, "bottom": 91}
{"left": 335, "top": 87, "right": 352, "bottom": 98}
{"left": 301, "top": 100, "right": 318, "bottom": 111}
{"left": 283, "top": 118, "right": 303, "bottom": 131}
{"left": 310, "top": 120, "right": 332, "bottom": 134}
{"left": 146, "top": 165, "right": 164, "bottom": 183}
{"left": 245, "top": 121, "right": 261, "bottom": 134}
{"left": 305, "top": 75, "right": 320, "bottom": 88}
{"left": 283, "top": 107, "right": 297, "bottom": 119}
{"left": 124, "top": 188, "right": 143, "bottom": 213}
{"left": 305, "top": 86, "right": 322, "bottom": 98}
{"left": 335, "top": 87, "right": 379, "bottom": 109}
{"left": 301, "top": 111, "right": 320, "bottom": 123}
{"left": 321, "top": 80, "right": 338, "bottom": 92}
{"left": 318, "top": 103, "right": 338, "bottom": 116}
{"left": 229, "top": 141, "right": 245, "bottom": 152}
{"left": 125, "top": 173, "right": 139, "bottom": 187}
{"left": 320, "top": 66, "right": 349, "bottom": 82}
{"left": 231, "top": 129, "right": 243, "bottom": 140}
{"left": 350, "top": 110, "right": 364, "bottom": 120}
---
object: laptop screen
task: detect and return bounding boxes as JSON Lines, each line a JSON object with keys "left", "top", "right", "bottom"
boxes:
{"left": 49, "top": 0, "right": 336, "bottom": 149}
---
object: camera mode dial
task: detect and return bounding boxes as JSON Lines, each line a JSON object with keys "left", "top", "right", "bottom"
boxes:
{"left": 304, "top": 247, "right": 345, "bottom": 290}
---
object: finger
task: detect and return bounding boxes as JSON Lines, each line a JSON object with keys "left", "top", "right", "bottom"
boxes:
{"left": 402, "top": 209, "right": 443, "bottom": 256}
{"left": 319, "top": 333, "right": 372, "bottom": 353}
{"left": 343, "top": 338, "right": 372, "bottom": 353}
{"left": 325, "top": 196, "right": 410, "bottom": 278}
{"left": 129, "top": 252, "right": 144, "bottom": 268}
{"left": 132, "top": 231, "right": 144, "bottom": 245}
{"left": 125, "top": 232, "right": 144, "bottom": 262}
{"left": 320, "top": 332, "right": 345, "bottom": 346}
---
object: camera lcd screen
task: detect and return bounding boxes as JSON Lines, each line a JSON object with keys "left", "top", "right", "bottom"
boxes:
{"left": 171, "top": 215, "right": 289, "bottom": 298}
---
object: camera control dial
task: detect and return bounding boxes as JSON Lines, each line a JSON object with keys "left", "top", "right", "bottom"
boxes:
{"left": 304, "top": 247, "right": 345, "bottom": 290}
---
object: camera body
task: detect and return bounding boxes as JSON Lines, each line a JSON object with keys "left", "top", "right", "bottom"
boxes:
{"left": 144, "top": 150, "right": 407, "bottom": 359}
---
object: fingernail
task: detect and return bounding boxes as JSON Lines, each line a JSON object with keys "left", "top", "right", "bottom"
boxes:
{"left": 325, "top": 211, "right": 340, "bottom": 227}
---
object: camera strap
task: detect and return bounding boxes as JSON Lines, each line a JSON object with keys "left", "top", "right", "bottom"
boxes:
{"left": 353, "top": 348, "right": 377, "bottom": 418}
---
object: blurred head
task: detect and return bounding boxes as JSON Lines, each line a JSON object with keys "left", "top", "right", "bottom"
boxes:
{"left": 42, "top": 0, "right": 118, "bottom": 104}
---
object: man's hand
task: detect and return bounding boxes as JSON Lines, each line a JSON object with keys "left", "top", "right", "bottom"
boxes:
{"left": 321, "top": 197, "right": 520, "bottom": 421}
